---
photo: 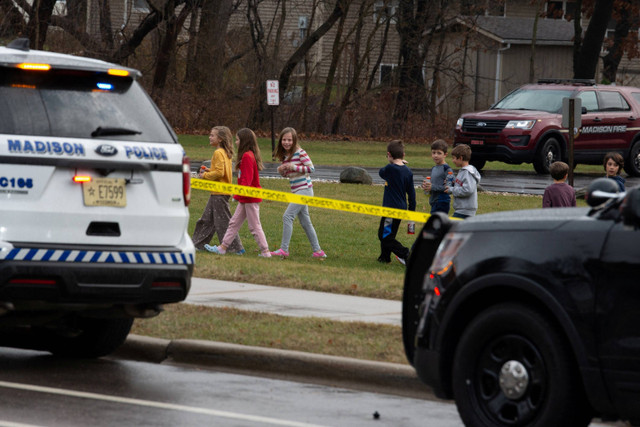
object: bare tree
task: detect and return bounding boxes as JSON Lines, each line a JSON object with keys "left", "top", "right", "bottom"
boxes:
{"left": 574, "top": 0, "right": 615, "bottom": 79}
{"left": 602, "top": 0, "right": 638, "bottom": 83}
{"left": 392, "top": 0, "right": 429, "bottom": 134}
{"left": 316, "top": 3, "right": 351, "bottom": 133}
{"left": 278, "top": 0, "right": 348, "bottom": 98}
{"left": 187, "top": 0, "right": 235, "bottom": 89}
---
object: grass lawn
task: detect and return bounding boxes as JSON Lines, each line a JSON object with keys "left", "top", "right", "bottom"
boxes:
{"left": 179, "top": 134, "right": 605, "bottom": 174}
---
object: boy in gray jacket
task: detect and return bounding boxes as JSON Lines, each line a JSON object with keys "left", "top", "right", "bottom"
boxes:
{"left": 446, "top": 145, "right": 481, "bottom": 218}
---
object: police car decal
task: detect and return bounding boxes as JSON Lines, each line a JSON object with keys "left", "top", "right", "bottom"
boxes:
{"left": 8, "top": 139, "right": 85, "bottom": 156}
{"left": 0, "top": 176, "right": 33, "bottom": 194}
{"left": 0, "top": 247, "right": 194, "bottom": 265}
{"left": 581, "top": 125, "right": 627, "bottom": 134}
{"left": 124, "top": 145, "right": 168, "bottom": 160}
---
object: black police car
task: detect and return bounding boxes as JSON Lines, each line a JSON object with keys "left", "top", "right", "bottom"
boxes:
{"left": 403, "top": 178, "right": 640, "bottom": 426}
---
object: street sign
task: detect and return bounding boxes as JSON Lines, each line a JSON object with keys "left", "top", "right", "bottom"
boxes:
{"left": 562, "top": 97, "right": 582, "bottom": 129}
{"left": 267, "top": 80, "right": 279, "bottom": 106}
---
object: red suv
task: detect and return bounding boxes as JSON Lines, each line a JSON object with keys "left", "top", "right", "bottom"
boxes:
{"left": 454, "top": 79, "right": 640, "bottom": 175}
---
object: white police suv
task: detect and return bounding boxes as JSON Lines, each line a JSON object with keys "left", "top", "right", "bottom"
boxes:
{"left": 0, "top": 39, "right": 194, "bottom": 357}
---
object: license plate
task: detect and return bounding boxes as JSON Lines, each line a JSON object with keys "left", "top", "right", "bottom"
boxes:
{"left": 471, "top": 139, "right": 484, "bottom": 145}
{"left": 83, "top": 178, "right": 127, "bottom": 207}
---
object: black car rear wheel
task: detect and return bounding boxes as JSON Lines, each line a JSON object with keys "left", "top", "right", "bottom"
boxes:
{"left": 452, "top": 303, "right": 592, "bottom": 427}
{"left": 533, "top": 137, "right": 561, "bottom": 174}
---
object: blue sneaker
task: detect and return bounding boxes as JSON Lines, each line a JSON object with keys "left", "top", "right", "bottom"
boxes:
{"left": 235, "top": 249, "right": 246, "bottom": 255}
{"left": 204, "top": 244, "right": 225, "bottom": 255}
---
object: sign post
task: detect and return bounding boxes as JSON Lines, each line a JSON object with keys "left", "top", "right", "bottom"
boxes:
{"left": 266, "top": 80, "right": 280, "bottom": 159}
{"left": 562, "top": 97, "right": 582, "bottom": 187}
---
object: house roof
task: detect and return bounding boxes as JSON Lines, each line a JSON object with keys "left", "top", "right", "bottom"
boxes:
{"left": 459, "top": 16, "right": 576, "bottom": 46}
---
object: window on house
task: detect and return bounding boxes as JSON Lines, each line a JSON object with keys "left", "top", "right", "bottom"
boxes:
{"left": 134, "top": 0, "right": 149, "bottom": 11}
{"left": 546, "top": 1, "right": 577, "bottom": 20}
{"left": 373, "top": 1, "right": 398, "bottom": 24}
{"left": 379, "top": 64, "right": 398, "bottom": 86}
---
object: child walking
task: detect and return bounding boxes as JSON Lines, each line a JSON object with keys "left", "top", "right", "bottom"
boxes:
{"left": 270, "top": 128, "right": 326, "bottom": 258}
{"left": 377, "top": 140, "right": 416, "bottom": 265}
{"left": 421, "top": 139, "right": 452, "bottom": 215}
{"left": 205, "top": 128, "right": 271, "bottom": 257}
{"left": 542, "top": 161, "right": 576, "bottom": 208}
{"left": 604, "top": 152, "right": 625, "bottom": 192}
{"left": 192, "top": 126, "right": 245, "bottom": 253}
{"left": 447, "top": 144, "right": 481, "bottom": 218}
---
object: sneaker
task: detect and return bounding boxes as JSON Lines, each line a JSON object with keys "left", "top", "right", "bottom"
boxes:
{"left": 312, "top": 250, "right": 327, "bottom": 258}
{"left": 377, "top": 256, "right": 391, "bottom": 263}
{"left": 270, "top": 248, "right": 289, "bottom": 257}
{"left": 258, "top": 252, "right": 272, "bottom": 258}
{"left": 204, "top": 244, "right": 225, "bottom": 255}
{"left": 234, "top": 248, "right": 246, "bottom": 255}
{"left": 395, "top": 255, "right": 406, "bottom": 266}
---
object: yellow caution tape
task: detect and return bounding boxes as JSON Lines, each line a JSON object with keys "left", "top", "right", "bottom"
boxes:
{"left": 191, "top": 178, "right": 432, "bottom": 223}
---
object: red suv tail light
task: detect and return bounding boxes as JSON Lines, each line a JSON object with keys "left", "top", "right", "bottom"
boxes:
{"left": 182, "top": 156, "right": 191, "bottom": 206}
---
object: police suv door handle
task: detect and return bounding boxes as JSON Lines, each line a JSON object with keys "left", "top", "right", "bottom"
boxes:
{"left": 593, "top": 117, "right": 602, "bottom": 122}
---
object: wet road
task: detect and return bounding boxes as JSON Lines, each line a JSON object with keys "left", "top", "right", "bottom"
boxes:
{"left": 194, "top": 163, "right": 640, "bottom": 196}
{"left": 0, "top": 347, "right": 623, "bottom": 427}
{"left": 0, "top": 347, "right": 462, "bottom": 427}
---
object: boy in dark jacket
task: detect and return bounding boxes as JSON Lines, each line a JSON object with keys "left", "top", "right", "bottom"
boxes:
{"left": 378, "top": 140, "right": 416, "bottom": 265}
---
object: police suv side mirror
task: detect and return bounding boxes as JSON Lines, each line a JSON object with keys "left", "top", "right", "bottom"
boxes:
{"left": 622, "top": 188, "right": 640, "bottom": 227}
{"left": 581, "top": 106, "right": 587, "bottom": 114}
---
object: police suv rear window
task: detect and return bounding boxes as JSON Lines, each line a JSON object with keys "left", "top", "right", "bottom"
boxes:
{"left": 0, "top": 67, "right": 175, "bottom": 143}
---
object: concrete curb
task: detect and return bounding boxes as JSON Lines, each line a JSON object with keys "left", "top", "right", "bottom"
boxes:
{"left": 114, "top": 334, "right": 437, "bottom": 400}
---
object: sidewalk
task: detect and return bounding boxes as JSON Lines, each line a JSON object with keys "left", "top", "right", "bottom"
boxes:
{"left": 185, "top": 277, "right": 401, "bottom": 326}
{"left": 114, "top": 277, "right": 427, "bottom": 399}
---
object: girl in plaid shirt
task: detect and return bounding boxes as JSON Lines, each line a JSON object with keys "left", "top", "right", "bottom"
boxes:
{"left": 270, "top": 128, "right": 326, "bottom": 258}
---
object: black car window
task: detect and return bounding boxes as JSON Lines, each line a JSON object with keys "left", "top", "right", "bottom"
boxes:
{"left": 598, "top": 91, "right": 630, "bottom": 111}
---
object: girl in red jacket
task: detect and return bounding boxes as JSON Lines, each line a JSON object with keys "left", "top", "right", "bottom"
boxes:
{"left": 205, "top": 128, "right": 271, "bottom": 257}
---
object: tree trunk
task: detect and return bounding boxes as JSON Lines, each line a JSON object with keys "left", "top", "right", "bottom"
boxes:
{"left": 572, "top": 0, "right": 583, "bottom": 77}
{"left": 316, "top": 3, "right": 350, "bottom": 133}
{"left": 278, "top": 0, "right": 348, "bottom": 98}
{"left": 26, "top": 0, "right": 57, "bottom": 49}
{"left": 392, "top": 0, "right": 429, "bottom": 135}
{"left": 602, "top": 0, "right": 632, "bottom": 83}
{"left": 189, "top": 0, "right": 235, "bottom": 90}
{"left": 152, "top": 1, "right": 193, "bottom": 95}
{"left": 98, "top": 0, "right": 114, "bottom": 50}
{"left": 574, "top": 0, "right": 614, "bottom": 79}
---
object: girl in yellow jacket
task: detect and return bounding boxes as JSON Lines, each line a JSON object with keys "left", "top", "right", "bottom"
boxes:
{"left": 192, "top": 126, "right": 245, "bottom": 254}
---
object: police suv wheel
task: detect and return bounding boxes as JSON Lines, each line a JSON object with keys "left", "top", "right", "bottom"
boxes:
{"left": 452, "top": 303, "right": 592, "bottom": 427}
{"left": 533, "top": 138, "right": 561, "bottom": 174}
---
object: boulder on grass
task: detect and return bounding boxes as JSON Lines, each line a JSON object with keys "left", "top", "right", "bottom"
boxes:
{"left": 340, "top": 167, "right": 372, "bottom": 185}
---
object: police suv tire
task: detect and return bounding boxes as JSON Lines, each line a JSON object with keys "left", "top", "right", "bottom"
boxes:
{"left": 452, "top": 303, "right": 592, "bottom": 427}
{"left": 624, "top": 141, "right": 640, "bottom": 177}
{"left": 44, "top": 317, "right": 134, "bottom": 359}
{"left": 533, "top": 137, "right": 561, "bottom": 174}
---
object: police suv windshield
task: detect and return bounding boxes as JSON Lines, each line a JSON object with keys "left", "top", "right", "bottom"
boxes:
{"left": 492, "top": 88, "right": 573, "bottom": 113}
{"left": 0, "top": 67, "right": 175, "bottom": 143}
